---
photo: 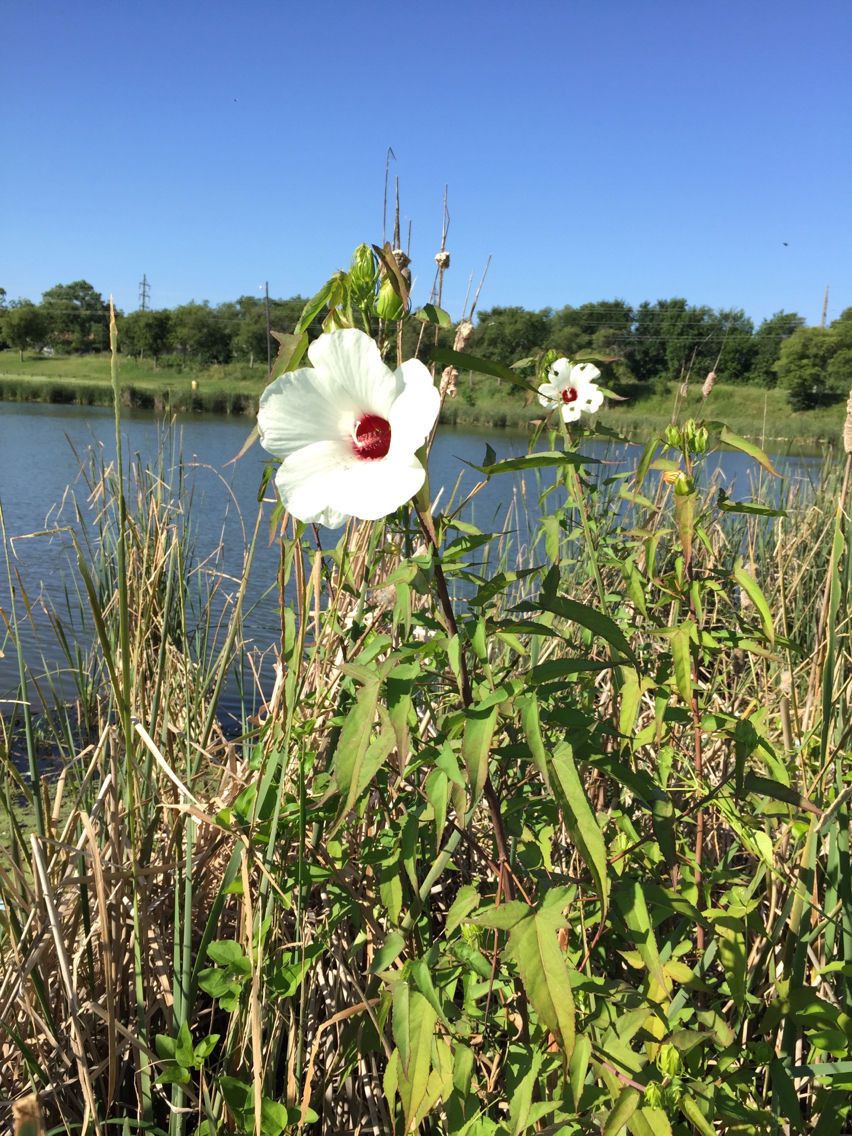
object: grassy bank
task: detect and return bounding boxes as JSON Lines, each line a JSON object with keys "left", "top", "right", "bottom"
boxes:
{"left": 1, "top": 349, "right": 846, "bottom": 447}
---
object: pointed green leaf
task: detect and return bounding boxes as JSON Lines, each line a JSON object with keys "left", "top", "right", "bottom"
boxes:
{"left": 507, "top": 908, "right": 575, "bottom": 1060}
{"left": 549, "top": 742, "right": 609, "bottom": 917}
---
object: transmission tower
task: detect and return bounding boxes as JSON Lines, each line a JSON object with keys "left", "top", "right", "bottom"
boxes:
{"left": 139, "top": 274, "right": 150, "bottom": 311}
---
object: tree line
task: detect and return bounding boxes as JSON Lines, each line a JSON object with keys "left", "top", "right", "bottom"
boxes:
{"left": 1, "top": 280, "right": 850, "bottom": 410}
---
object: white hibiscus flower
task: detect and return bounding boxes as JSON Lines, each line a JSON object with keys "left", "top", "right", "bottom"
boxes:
{"left": 258, "top": 328, "right": 440, "bottom": 527}
{"left": 537, "top": 358, "right": 604, "bottom": 423}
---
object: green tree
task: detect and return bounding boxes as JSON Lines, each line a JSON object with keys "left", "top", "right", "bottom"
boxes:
{"left": 170, "top": 302, "right": 233, "bottom": 364}
{"left": 41, "top": 280, "right": 109, "bottom": 352}
{"left": 2, "top": 300, "right": 50, "bottom": 360}
{"left": 776, "top": 326, "right": 836, "bottom": 409}
{"left": 747, "top": 311, "right": 804, "bottom": 386}
{"left": 120, "top": 309, "right": 174, "bottom": 361}
{"left": 232, "top": 295, "right": 312, "bottom": 366}
{"left": 472, "top": 305, "right": 551, "bottom": 363}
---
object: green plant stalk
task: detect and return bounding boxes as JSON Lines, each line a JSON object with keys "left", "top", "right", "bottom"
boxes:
{"left": 109, "top": 304, "right": 153, "bottom": 1121}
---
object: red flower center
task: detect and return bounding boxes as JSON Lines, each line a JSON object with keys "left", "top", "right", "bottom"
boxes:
{"left": 353, "top": 414, "right": 391, "bottom": 460}
{"left": 561, "top": 386, "right": 578, "bottom": 404}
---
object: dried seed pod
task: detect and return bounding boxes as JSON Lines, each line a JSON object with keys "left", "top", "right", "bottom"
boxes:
{"left": 844, "top": 388, "right": 852, "bottom": 455}
{"left": 453, "top": 320, "right": 474, "bottom": 352}
{"left": 440, "top": 366, "right": 458, "bottom": 399}
{"left": 434, "top": 250, "right": 451, "bottom": 269}
{"left": 701, "top": 370, "right": 716, "bottom": 399}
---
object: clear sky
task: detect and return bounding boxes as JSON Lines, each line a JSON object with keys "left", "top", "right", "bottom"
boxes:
{"left": 3, "top": 0, "right": 850, "bottom": 326}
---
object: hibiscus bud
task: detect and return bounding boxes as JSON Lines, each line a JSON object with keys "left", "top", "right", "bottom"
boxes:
{"left": 350, "top": 243, "right": 377, "bottom": 288}
{"left": 664, "top": 424, "right": 682, "bottom": 449}
{"left": 673, "top": 471, "right": 694, "bottom": 496}
{"left": 376, "top": 277, "right": 405, "bottom": 322}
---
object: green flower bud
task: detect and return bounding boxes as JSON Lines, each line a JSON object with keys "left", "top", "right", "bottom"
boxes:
{"left": 376, "top": 277, "right": 404, "bottom": 322}
{"left": 657, "top": 1043, "right": 682, "bottom": 1078}
{"left": 349, "top": 244, "right": 378, "bottom": 309}
{"left": 664, "top": 425, "right": 682, "bottom": 449}
{"left": 673, "top": 471, "right": 695, "bottom": 496}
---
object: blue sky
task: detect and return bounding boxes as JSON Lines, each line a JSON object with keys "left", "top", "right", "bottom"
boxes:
{"left": 3, "top": 0, "right": 850, "bottom": 326}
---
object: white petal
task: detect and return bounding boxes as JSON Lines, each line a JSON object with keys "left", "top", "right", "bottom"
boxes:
{"left": 258, "top": 369, "right": 343, "bottom": 458}
{"left": 307, "top": 328, "right": 400, "bottom": 418}
{"left": 274, "top": 440, "right": 353, "bottom": 522}
{"left": 570, "top": 362, "right": 601, "bottom": 386}
{"left": 388, "top": 359, "right": 441, "bottom": 457}
{"left": 324, "top": 455, "right": 426, "bottom": 520}
{"left": 274, "top": 440, "right": 426, "bottom": 525}
{"left": 549, "top": 358, "right": 572, "bottom": 384}
{"left": 579, "top": 385, "right": 604, "bottom": 412}
{"left": 537, "top": 382, "right": 559, "bottom": 408}
{"left": 561, "top": 402, "right": 582, "bottom": 423}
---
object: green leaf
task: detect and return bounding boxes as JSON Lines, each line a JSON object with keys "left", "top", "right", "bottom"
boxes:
{"left": 680, "top": 1094, "right": 716, "bottom": 1136}
{"left": 717, "top": 425, "right": 780, "bottom": 477}
{"left": 713, "top": 914, "right": 747, "bottom": 1009}
{"left": 156, "top": 1065, "right": 190, "bottom": 1086}
{"left": 743, "top": 772, "right": 819, "bottom": 814}
{"left": 549, "top": 742, "right": 610, "bottom": 917}
{"left": 207, "top": 939, "right": 249, "bottom": 968}
{"left": 154, "top": 1033, "right": 176, "bottom": 1060}
{"left": 602, "top": 1086, "right": 641, "bottom": 1136}
{"left": 474, "top": 900, "right": 532, "bottom": 930}
{"left": 193, "top": 1034, "right": 220, "bottom": 1063}
{"left": 431, "top": 346, "right": 539, "bottom": 393}
{"left": 445, "top": 884, "right": 481, "bottom": 936}
{"left": 329, "top": 673, "right": 382, "bottom": 829}
{"left": 461, "top": 703, "right": 498, "bottom": 799}
{"left": 296, "top": 277, "right": 340, "bottom": 334}
{"left": 469, "top": 449, "right": 598, "bottom": 475}
{"left": 670, "top": 622, "right": 694, "bottom": 703}
{"left": 516, "top": 593, "right": 638, "bottom": 667}
{"left": 614, "top": 880, "right": 670, "bottom": 996}
{"left": 507, "top": 907, "right": 575, "bottom": 1060}
{"left": 733, "top": 559, "right": 775, "bottom": 643}
{"left": 393, "top": 987, "right": 437, "bottom": 1134}
{"left": 413, "top": 303, "right": 452, "bottom": 327}
{"left": 717, "top": 488, "right": 785, "bottom": 517}
{"left": 371, "top": 931, "right": 406, "bottom": 974}
{"left": 174, "top": 1022, "right": 195, "bottom": 1069}
{"left": 569, "top": 1033, "right": 592, "bottom": 1109}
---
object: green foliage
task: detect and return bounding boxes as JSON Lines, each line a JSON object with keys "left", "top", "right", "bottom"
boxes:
{"left": 1, "top": 299, "right": 49, "bottom": 359}
{"left": 2, "top": 244, "right": 852, "bottom": 1136}
{"left": 41, "top": 278, "right": 109, "bottom": 351}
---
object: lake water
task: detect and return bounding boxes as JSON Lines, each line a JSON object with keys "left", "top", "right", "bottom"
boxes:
{"left": 0, "top": 403, "right": 828, "bottom": 721}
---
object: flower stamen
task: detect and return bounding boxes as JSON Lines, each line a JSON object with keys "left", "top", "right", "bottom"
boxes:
{"left": 353, "top": 414, "right": 391, "bottom": 460}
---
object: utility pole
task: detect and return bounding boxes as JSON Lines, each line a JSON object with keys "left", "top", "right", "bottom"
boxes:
{"left": 820, "top": 284, "right": 830, "bottom": 328}
{"left": 139, "top": 274, "right": 150, "bottom": 311}
{"left": 264, "top": 281, "right": 272, "bottom": 373}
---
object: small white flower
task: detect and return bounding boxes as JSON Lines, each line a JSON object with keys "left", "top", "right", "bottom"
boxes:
{"left": 537, "top": 358, "right": 604, "bottom": 423}
{"left": 258, "top": 328, "right": 440, "bottom": 527}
